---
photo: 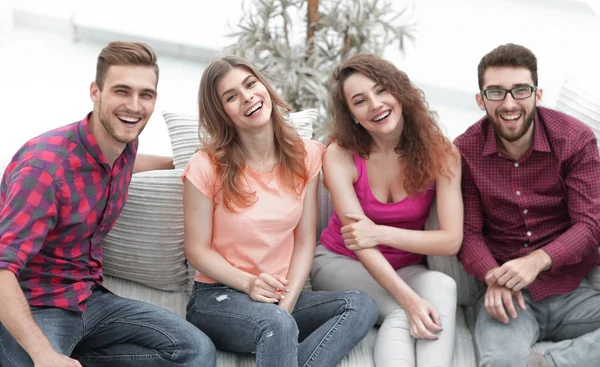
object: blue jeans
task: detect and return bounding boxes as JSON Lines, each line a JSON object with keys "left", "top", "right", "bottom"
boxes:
{"left": 186, "top": 282, "right": 378, "bottom": 367}
{"left": 0, "top": 286, "right": 216, "bottom": 366}
{"left": 474, "top": 279, "right": 600, "bottom": 367}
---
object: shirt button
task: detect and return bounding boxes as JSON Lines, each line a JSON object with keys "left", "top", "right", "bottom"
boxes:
{"left": 523, "top": 209, "right": 528, "bottom": 214}
{"left": 514, "top": 163, "right": 519, "bottom": 168}
{"left": 524, "top": 244, "right": 528, "bottom": 248}
{"left": 527, "top": 231, "right": 532, "bottom": 237}
{"left": 516, "top": 190, "right": 521, "bottom": 196}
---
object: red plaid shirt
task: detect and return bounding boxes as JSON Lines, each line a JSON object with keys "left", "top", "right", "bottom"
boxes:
{"left": 0, "top": 114, "right": 137, "bottom": 311}
{"left": 455, "top": 107, "right": 600, "bottom": 301}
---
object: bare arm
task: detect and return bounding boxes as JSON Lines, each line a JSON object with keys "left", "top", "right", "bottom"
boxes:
{"left": 323, "top": 143, "right": 441, "bottom": 339}
{"left": 133, "top": 154, "right": 174, "bottom": 174}
{"left": 0, "top": 270, "right": 54, "bottom": 360}
{"left": 183, "top": 178, "right": 254, "bottom": 292}
{"left": 343, "top": 145, "right": 463, "bottom": 255}
{"left": 278, "top": 176, "right": 319, "bottom": 312}
{"left": 183, "top": 178, "right": 287, "bottom": 302}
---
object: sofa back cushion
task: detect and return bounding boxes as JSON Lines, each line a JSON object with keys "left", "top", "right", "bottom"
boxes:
{"left": 101, "top": 169, "right": 189, "bottom": 292}
{"left": 555, "top": 73, "right": 600, "bottom": 147}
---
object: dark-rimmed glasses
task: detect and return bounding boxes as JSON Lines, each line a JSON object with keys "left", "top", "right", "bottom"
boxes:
{"left": 481, "top": 86, "right": 537, "bottom": 101}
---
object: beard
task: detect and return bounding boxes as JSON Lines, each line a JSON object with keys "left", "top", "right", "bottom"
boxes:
{"left": 487, "top": 105, "right": 536, "bottom": 143}
{"left": 97, "top": 99, "right": 144, "bottom": 145}
{"left": 100, "top": 116, "right": 138, "bottom": 145}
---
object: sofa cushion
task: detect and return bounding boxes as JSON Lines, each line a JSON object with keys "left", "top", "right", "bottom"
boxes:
{"left": 102, "top": 169, "right": 189, "bottom": 292}
{"left": 164, "top": 108, "right": 317, "bottom": 169}
{"left": 555, "top": 72, "right": 600, "bottom": 146}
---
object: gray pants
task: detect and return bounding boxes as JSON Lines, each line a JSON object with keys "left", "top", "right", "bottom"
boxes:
{"left": 311, "top": 244, "right": 457, "bottom": 367}
{"left": 474, "top": 279, "right": 600, "bottom": 367}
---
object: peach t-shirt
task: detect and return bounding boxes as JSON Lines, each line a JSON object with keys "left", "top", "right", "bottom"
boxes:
{"left": 183, "top": 139, "right": 325, "bottom": 283}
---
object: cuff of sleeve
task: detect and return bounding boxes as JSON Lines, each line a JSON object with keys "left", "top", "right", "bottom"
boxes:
{"left": 0, "top": 262, "right": 21, "bottom": 277}
{"left": 542, "top": 241, "right": 567, "bottom": 272}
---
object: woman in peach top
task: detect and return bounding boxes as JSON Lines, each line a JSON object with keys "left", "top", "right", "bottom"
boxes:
{"left": 182, "top": 55, "right": 377, "bottom": 367}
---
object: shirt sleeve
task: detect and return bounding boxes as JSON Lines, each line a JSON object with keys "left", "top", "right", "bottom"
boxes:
{"left": 458, "top": 158, "right": 499, "bottom": 282}
{"left": 182, "top": 151, "right": 217, "bottom": 199}
{"left": 0, "top": 165, "right": 59, "bottom": 276}
{"left": 543, "top": 129, "right": 600, "bottom": 271}
{"left": 303, "top": 139, "right": 326, "bottom": 181}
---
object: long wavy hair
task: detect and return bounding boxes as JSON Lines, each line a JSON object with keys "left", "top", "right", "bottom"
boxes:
{"left": 330, "top": 53, "right": 453, "bottom": 194}
{"left": 197, "top": 55, "right": 308, "bottom": 211}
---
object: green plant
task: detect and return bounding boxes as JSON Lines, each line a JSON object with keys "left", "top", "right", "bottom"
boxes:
{"left": 227, "top": 0, "right": 417, "bottom": 140}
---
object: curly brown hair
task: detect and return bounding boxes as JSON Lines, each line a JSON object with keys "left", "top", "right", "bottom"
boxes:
{"left": 198, "top": 55, "right": 308, "bottom": 211}
{"left": 329, "top": 53, "right": 453, "bottom": 194}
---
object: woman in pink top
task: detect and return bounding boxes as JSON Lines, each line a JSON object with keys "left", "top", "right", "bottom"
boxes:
{"left": 311, "top": 54, "right": 463, "bottom": 367}
{"left": 183, "top": 56, "right": 377, "bottom": 367}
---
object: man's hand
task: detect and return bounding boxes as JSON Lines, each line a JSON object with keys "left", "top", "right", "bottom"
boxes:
{"left": 341, "top": 213, "right": 382, "bottom": 251}
{"left": 484, "top": 282, "right": 527, "bottom": 323}
{"left": 33, "top": 350, "right": 82, "bottom": 367}
{"left": 485, "top": 250, "right": 551, "bottom": 291}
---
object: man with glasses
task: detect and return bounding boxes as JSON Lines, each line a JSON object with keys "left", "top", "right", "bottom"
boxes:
{"left": 455, "top": 43, "right": 600, "bottom": 367}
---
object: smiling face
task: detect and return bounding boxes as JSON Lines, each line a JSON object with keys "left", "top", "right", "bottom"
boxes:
{"left": 90, "top": 64, "right": 157, "bottom": 151}
{"left": 343, "top": 72, "right": 404, "bottom": 139}
{"left": 476, "top": 66, "right": 542, "bottom": 145}
{"left": 217, "top": 66, "right": 273, "bottom": 132}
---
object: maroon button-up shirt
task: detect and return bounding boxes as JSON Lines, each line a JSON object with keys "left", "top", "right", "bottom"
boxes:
{"left": 0, "top": 114, "right": 137, "bottom": 311}
{"left": 455, "top": 107, "right": 600, "bottom": 301}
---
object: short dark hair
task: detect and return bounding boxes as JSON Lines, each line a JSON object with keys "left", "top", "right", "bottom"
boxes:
{"left": 477, "top": 43, "right": 538, "bottom": 90}
{"left": 95, "top": 41, "right": 159, "bottom": 90}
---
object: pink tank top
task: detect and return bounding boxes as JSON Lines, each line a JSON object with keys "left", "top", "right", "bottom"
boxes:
{"left": 320, "top": 153, "right": 435, "bottom": 269}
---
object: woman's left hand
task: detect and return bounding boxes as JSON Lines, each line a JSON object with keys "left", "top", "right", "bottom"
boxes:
{"left": 341, "top": 213, "right": 381, "bottom": 250}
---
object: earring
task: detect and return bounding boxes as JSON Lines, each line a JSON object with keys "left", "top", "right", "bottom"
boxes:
{"left": 353, "top": 118, "right": 359, "bottom": 124}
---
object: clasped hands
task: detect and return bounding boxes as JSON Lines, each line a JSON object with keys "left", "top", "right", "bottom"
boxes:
{"left": 247, "top": 272, "right": 293, "bottom": 311}
{"left": 483, "top": 252, "right": 549, "bottom": 323}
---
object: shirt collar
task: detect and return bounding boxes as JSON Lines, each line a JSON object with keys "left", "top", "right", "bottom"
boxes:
{"left": 482, "top": 110, "right": 551, "bottom": 156}
{"left": 78, "top": 112, "right": 137, "bottom": 168}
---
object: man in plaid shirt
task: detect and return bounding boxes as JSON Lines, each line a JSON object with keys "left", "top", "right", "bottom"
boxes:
{"left": 0, "top": 41, "right": 216, "bottom": 366}
{"left": 455, "top": 43, "right": 600, "bottom": 367}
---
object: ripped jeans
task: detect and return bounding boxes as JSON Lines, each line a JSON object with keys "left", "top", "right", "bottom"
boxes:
{"left": 186, "top": 282, "right": 378, "bottom": 367}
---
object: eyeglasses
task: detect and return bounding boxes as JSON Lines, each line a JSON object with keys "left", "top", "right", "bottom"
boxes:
{"left": 481, "top": 86, "right": 537, "bottom": 101}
